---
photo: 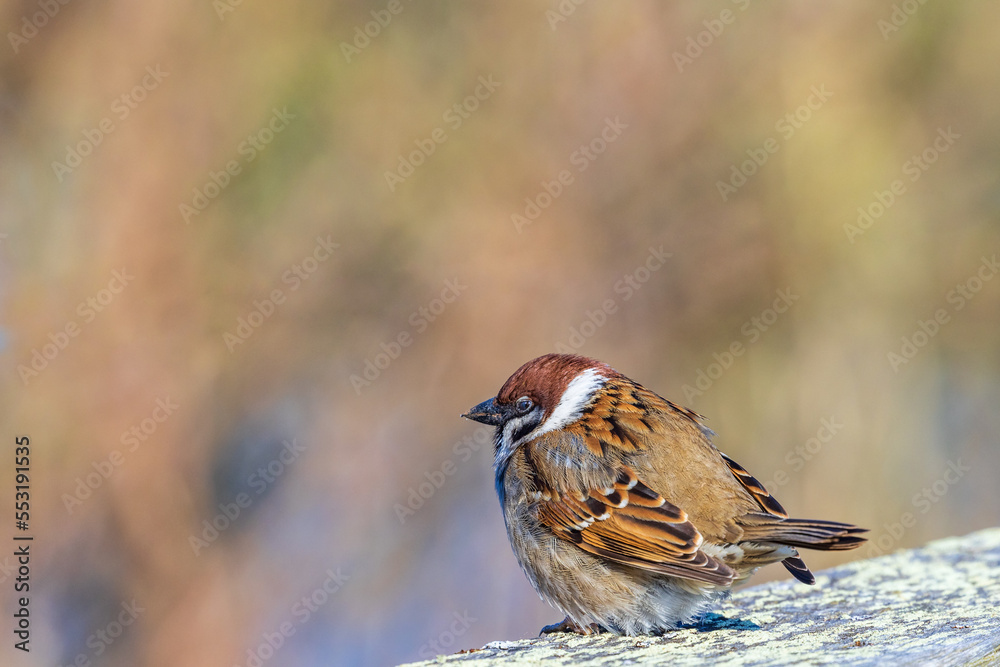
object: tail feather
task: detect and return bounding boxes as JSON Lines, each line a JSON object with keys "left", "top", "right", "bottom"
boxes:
{"left": 741, "top": 514, "right": 869, "bottom": 551}
{"left": 738, "top": 515, "right": 867, "bottom": 585}
{"left": 781, "top": 556, "right": 815, "bottom": 584}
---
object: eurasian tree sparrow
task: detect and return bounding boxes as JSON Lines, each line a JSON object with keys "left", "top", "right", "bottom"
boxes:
{"left": 463, "top": 353, "right": 866, "bottom": 635}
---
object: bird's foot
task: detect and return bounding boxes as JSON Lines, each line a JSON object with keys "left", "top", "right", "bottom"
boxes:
{"left": 539, "top": 617, "right": 605, "bottom": 635}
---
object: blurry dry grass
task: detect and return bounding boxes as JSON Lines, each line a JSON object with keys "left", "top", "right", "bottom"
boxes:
{"left": 1, "top": 1, "right": 999, "bottom": 665}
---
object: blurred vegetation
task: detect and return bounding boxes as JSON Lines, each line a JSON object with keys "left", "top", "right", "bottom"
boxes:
{"left": 1, "top": 1, "right": 999, "bottom": 665}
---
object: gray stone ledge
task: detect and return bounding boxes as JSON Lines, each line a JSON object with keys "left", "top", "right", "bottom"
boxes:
{"left": 405, "top": 528, "right": 1000, "bottom": 666}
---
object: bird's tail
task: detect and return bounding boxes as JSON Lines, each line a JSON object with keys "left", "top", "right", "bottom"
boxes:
{"left": 741, "top": 516, "right": 869, "bottom": 551}
{"left": 739, "top": 515, "right": 868, "bottom": 584}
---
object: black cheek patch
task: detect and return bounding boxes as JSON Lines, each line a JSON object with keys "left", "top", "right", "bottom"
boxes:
{"left": 511, "top": 417, "right": 539, "bottom": 444}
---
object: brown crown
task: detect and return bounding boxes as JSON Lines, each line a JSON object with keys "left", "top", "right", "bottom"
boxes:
{"left": 496, "top": 353, "right": 619, "bottom": 418}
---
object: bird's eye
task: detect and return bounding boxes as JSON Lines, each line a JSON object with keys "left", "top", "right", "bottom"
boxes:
{"left": 515, "top": 397, "right": 533, "bottom": 414}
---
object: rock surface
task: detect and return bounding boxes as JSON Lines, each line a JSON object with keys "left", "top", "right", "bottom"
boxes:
{"left": 404, "top": 528, "right": 1000, "bottom": 666}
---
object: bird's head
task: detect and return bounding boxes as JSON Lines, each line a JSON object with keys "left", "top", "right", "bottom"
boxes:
{"left": 462, "top": 353, "right": 617, "bottom": 467}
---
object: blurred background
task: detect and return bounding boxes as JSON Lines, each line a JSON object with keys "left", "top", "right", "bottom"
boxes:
{"left": 2, "top": 1, "right": 999, "bottom": 665}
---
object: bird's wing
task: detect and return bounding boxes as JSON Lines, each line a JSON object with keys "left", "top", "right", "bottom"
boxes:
{"left": 517, "top": 379, "right": 735, "bottom": 585}
{"left": 532, "top": 461, "right": 736, "bottom": 586}
{"left": 719, "top": 452, "right": 789, "bottom": 518}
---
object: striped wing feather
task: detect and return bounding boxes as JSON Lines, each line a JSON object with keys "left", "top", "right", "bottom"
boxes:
{"left": 720, "top": 452, "right": 789, "bottom": 518}
{"left": 536, "top": 467, "right": 736, "bottom": 586}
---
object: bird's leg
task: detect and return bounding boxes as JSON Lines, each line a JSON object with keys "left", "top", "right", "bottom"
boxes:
{"left": 539, "top": 617, "right": 605, "bottom": 635}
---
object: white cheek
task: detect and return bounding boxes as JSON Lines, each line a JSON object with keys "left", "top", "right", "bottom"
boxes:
{"left": 502, "top": 415, "right": 528, "bottom": 447}
{"left": 525, "top": 368, "right": 605, "bottom": 443}
{"left": 495, "top": 412, "right": 539, "bottom": 467}
{"left": 493, "top": 368, "right": 606, "bottom": 469}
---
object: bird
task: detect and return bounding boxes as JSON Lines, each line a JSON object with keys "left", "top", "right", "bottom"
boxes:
{"left": 461, "top": 353, "right": 867, "bottom": 636}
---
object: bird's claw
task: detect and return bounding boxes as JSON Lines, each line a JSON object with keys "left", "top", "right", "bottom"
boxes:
{"left": 539, "top": 616, "right": 605, "bottom": 635}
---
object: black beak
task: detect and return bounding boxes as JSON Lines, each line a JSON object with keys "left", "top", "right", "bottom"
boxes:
{"left": 462, "top": 397, "right": 503, "bottom": 426}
